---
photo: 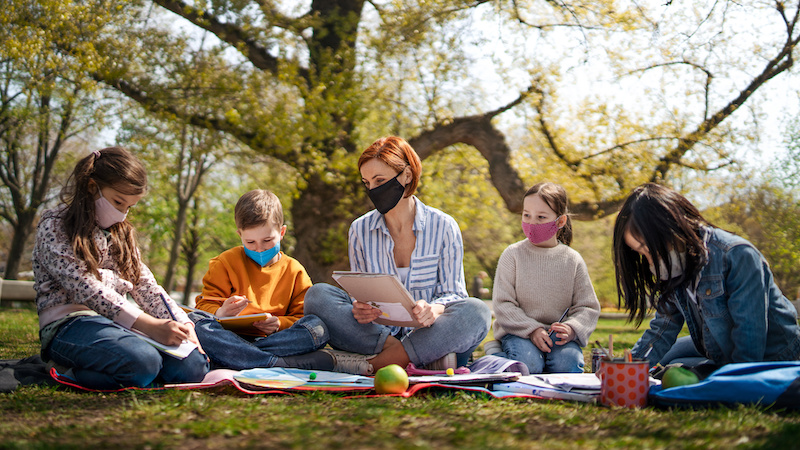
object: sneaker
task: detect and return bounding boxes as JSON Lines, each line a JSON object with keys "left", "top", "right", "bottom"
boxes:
{"left": 483, "top": 339, "right": 502, "bottom": 356}
{"left": 425, "top": 352, "right": 457, "bottom": 371}
{"left": 323, "top": 349, "right": 375, "bottom": 375}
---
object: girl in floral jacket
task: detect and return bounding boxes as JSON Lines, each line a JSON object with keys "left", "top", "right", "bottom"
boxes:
{"left": 33, "top": 147, "right": 208, "bottom": 389}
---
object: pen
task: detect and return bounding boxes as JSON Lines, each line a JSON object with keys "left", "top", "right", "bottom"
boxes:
{"left": 548, "top": 307, "right": 570, "bottom": 342}
{"left": 160, "top": 293, "right": 178, "bottom": 321}
{"left": 197, "top": 295, "right": 252, "bottom": 303}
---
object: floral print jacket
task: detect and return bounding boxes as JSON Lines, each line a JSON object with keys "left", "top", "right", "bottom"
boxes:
{"left": 32, "top": 207, "right": 190, "bottom": 330}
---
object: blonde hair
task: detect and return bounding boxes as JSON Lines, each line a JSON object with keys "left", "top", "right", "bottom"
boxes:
{"left": 234, "top": 190, "right": 284, "bottom": 230}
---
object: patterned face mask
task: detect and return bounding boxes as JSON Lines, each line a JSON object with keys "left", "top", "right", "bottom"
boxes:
{"left": 521, "top": 216, "right": 564, "bottom": 244}
{"left": 95, "top": 190, "right": 127, "bottom": 229}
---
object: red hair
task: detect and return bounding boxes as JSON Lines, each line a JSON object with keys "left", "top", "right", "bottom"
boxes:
{"left": 358, "top": 136, "right": 422, "bottom": 197}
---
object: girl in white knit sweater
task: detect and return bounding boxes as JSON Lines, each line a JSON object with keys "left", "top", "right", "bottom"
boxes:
{"left": 486, "top": 182, "right": 600, "bottom": 373}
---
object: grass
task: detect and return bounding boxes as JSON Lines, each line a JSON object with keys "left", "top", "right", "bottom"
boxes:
{"left": 1, "top": 307, "right": 799, "bottom": 449}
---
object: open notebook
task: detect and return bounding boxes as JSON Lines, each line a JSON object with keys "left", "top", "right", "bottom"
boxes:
{"left": 180, "top": 305, "right": 270, "bottom": 336}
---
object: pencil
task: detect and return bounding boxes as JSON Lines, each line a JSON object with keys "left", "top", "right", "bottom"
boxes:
{"left": 608, "top": 334, "right": 614, "bottom": 359}
{"left": 159, "top": 293, "right": 178, "bottom": 321}
{"left": 197, "top": 295, "right": 252, "bottom": 303}
{"left": 594, "top": 340, "right": 610, "bottom": 359}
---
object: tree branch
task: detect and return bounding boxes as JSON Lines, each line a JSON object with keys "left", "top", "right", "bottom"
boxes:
{"left": 652, "top": 15, "right": 800, "bottom": 180}
{"left": 154, "top": 0, "right": 309, "bottom": 79}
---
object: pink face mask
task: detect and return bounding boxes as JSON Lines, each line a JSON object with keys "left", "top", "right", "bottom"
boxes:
{"left": 522, "top": 216, "right": 563, "bottom": 244}
{"left": 95, "top": 190, "right": 127, "bottom": 229}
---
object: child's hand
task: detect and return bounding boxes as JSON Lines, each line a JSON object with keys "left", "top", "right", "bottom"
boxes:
{"left": 411, "top": 301, "right": 444, "bottom": 327}
{"left": 184, "top": 321, "right": 206, "bottom": 355}
{"left": 548, "top": 322, "right": 575, "bottom": 346}
{"left": 530, "top": 327, "right": 554, "bottom": 353}
{"left": 352, "top": 300, "right": 383, "bottom": 324}
{"left": 252, "top": 314, "right": 279, "bottom": 335}
{"left": 133, "top": 314, "right": 191, "bottom": 346}
{"left": 217, "top": 295, "right": 250, "bottom": 317}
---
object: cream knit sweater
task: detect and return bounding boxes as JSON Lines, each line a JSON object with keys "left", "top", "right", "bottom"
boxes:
{"left": 492, "top": 239, "right": 600, "bottom": 347}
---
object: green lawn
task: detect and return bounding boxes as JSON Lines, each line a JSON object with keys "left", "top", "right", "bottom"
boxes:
{"left": 1, "top": 307, "right": 798, "bottom": 449}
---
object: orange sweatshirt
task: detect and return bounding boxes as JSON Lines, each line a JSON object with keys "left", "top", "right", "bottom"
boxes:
{"left": 195, "top": 247, "right": 311, "bottom": 335}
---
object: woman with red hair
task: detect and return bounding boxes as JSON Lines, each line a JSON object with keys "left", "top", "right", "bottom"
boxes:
{"left": 304, "top": 136, "right": 492, "bottom": 375}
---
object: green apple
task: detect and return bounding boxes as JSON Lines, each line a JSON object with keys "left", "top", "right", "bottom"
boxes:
{"left": 661, "top": 366, "right": 700, "bottom": 389}
{"left": 374, "top": 364, "right": 409, "bottom": 394}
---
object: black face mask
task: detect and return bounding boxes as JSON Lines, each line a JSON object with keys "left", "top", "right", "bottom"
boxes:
{"left": 367, "top": 173, "right": 405, "bottom": 214}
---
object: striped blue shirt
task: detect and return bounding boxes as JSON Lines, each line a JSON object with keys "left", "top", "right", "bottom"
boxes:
{"left": 348, "top": 196, "right": 469, "bottom": 308}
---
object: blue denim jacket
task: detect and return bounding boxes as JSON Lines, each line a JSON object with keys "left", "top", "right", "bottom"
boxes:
{"left": 632, "top": 227, "right": 800, "bottom": 366}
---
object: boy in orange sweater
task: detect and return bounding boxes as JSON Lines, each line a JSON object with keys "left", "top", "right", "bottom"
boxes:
{"left": 189, "top": 190, "right": 333, "bottom": 370}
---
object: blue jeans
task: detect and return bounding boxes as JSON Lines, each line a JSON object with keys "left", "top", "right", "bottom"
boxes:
{"left": 499, "top": 334, "right": 584, "bottom": 373}
{"left": 659, "top": 335, "right": 711, "bottom": 367}
{"left": 303, "top": 283, "right": 491, "bottom": 367}
{"left": 46, "top": 315, "right": 209, "bottom": 389}
{"left": 190, "top": 312, "right": 329, "bottom": 370}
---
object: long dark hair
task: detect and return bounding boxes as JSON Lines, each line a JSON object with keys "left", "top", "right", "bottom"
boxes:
{"left": 525, "top": 182, "right": 573, "bottom": 246}
{"left": 612, "top": 183, "right": 710, "bottom": 325}
{"left": 60, "top": 147, "right": 147, "bottom": 283}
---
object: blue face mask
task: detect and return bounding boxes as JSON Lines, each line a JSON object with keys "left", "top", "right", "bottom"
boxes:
{"left": 243, "top": 242, "right": 281, "bottom": 267}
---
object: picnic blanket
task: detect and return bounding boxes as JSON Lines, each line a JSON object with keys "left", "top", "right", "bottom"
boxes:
{"left": 2, "top": 354, "right": 593, "bottom": 402}
{"left": 47, "top": 366, "right": 535, "bottom": 399}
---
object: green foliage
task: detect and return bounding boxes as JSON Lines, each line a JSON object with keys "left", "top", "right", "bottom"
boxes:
{"left": 420, "top": 144, "right": 517, "bottom": 282}
{"left": 705, "top": 182, "right": 800, "bottom": 300}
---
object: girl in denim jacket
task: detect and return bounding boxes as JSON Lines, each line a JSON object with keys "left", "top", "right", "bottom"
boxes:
{"left": 613, "top": 183, "right": 800, "bottom": 367}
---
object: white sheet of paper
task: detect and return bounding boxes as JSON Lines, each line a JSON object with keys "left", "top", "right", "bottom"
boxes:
{"left": 368, "top": 302, "right": 413, "bottom": 322}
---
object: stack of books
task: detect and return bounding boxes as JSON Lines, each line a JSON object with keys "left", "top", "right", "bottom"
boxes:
{"left": 493, "top": 373, "right": 601, "bottom": 402}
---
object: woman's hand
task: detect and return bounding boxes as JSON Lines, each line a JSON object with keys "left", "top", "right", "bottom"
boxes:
{"left": 216, "top": 295, "right": 250, "bottom": 317}
{"left": 412, "top": 301, "right": 445, "bottom": 327}
{"left": 132, "top": 314, "right": 190, "bottom": 346}
{"left": 352, "top": 300, "right": 383, "bottom": 324}
{"left": 548, "top": 322, "right": 575, "bottom": 346}
{"left": 251, "top": 314, "right": 280, "bottom": 335}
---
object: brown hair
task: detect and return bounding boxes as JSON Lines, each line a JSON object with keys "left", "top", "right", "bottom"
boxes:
{"left": 525, "top": 182, "right": 573, "bottom": 246}
{"left": 357, "top": 136, "right": 422, "bottom": 198}
{"left": 234, "top": 189, "right": 284, "bottom": 230}
{"left": 60, "top": 147, "right": 147, "bottom": 283}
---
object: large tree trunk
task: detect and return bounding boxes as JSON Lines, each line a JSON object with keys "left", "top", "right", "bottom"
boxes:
{"left": 4, "top": 210, "right": 36, "bottom": 279}
{"left": 290, "top": 172, "right": 364, "bottom": 283}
